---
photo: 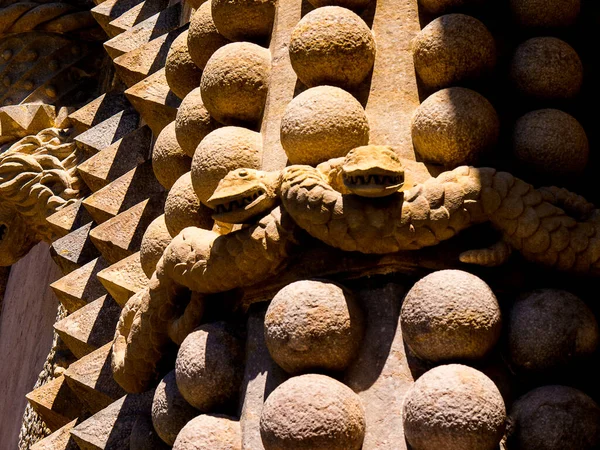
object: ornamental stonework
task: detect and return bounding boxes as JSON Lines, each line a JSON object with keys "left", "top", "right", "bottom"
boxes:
{"left": 0, "top": 0, "right": 599, "bottom": 449}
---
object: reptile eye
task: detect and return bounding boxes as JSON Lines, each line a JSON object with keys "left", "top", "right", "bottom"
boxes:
{"left": 238, "top": 169, "right": 248, "bottom": 177}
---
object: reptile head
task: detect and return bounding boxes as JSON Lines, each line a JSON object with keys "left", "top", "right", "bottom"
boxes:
{"left": 342, "top": 145, "right": 405, "bottom": 197}
{"left": 206, "top": 168, "right": 279, "bottom": 223}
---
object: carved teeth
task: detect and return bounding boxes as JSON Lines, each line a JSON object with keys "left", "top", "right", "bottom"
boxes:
{"left": 346, "top": 174, "right": 402, "bottom": 186}
{"left": 214, "top": 190, "right": 264, "bottom": 214}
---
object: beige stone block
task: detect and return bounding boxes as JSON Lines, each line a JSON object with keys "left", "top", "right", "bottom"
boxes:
{"left": 91, "top": 0, "right": 145, "bottom": 38}
{"left": 74, "top": 110, "right": 139, "bottom": 156}
{"left": 30, "top": 419, "right": 78, "bottom": 450}
{"left": 68, "top": 93, "right": 131, "bottom": 134}
{"left": 89, "top": 197, "right": 165, "bottom": 264}
{"left": 70, "top": 392, "right": 153, "bottom": 450}
{"left": 50, "top": 257, "right": 109, "bottom": 313}
{"left": 104, "top": 3, "right": 182, "bottom": 59}
{"left": 107, "top": 0, "right": 170, "bottom": 36}
{"left": 54, "top": 295, "right": 122, "bottom": 359}
{"left": 82, "top": 161, "right": 165, "bottom": 224}
{"left": 47, "top": 200, "right": 95, "bottom": 240}
{"left": 26, "top": 376, "right": 85, "bottom": 432}
{"left": 77, "top": 126, "right": 152, "bottom": 192}
{"left": 97, "top": 252, "right": 149, "bottom": 307}
{"left": 125, "top": 68, "right": 180, "bottom": 136}
{"left": 0, "top": 104, "right": 57, "bottom": 145}
{"left": 64, "top": 343, "right": 127, "bottom": 415}
{"left": 50, "top": 223, "right": 100, "bottom": 275}
{"left": 113, "top": 25, "right": 187, "bottom": 87}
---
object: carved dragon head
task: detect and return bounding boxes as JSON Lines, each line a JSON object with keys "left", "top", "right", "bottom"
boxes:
{"left": 206, "top": 168, "right": 281, "bottom": 223}
{"left": 341, "top": 145, "right": 405, "bottom": 197}
{"left": 0, "top": 127, "right": 84, "bottom": 265}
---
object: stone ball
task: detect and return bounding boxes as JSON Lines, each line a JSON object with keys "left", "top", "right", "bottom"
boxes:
{"left": 413, "top": 14, "right": 496, "bottom": 90}
{"left": 188, "top": 1, "right": 230, "bottom": 70}
{"left": 513, "top": 109, "right": 588, "bottom": 177}
{"left": 264, "top": 280, "right": 365, "bottom": 374}
{"left": 211, "top": 0, "right": 276, "bottom": 42}
{"left": 173, "top": 414, "right": 242, "bottom": 450}
{"left": 280, "top": 86, "right": 369, "bottom": 165}
{"left": 152, "top": 370, "right": 199, "bottom": 446}
{"left": 175, "top": 87, "right": 219, "bottom": 157}
{"left": 130, "top": 415, "right": 170, "bottom": 450}
{"left": 166, "top": 31, "right": 204, "bottom": 100}
{"left": 510, "top": 37, "right": 583, "bottom": 100}
{"left": 140, "top": 215, "right": 173, "bottom": 278}
{"left": 412, "top": 87, "right": 499, "bottom": 166}
{"left": 289, "top": 7, "right": 375, "bottom": 89}
{"left": 165, "top": 172, "right": 214, "bottom": 237}
{"left": 175, "top": 322, "right": 244, "bottom": 411}
{"left": 508, "top": 289, "right": 599, "bottom": 374}
{"left": 191, "top": 126, "right": 262, "bottom": 205}
{"left": 417, "top": 0, "right": 485, "bottom": 15}
{"left": 403, "top": 364, "right": 506, "bottom": 450}
{"left": 507, "top": 385, "right": 600, "bottom": 450}
{"left": 153, "top": 121, "right": 193, "bottom": 189}
{"left": 400, "top": 270, "right": 502, "bottom": 362}
{"left": 200, "top": 42, "right": 271, "bottom": 126}
{"left": 260, "top": 374, "right": 365, "bottom": 450}
{"left": 510, "top": 0, "right": 580, "bottom": 28}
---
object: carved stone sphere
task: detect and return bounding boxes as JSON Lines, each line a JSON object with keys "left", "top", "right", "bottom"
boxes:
{"left": 513, "top": 109, "right": 588, "bottom": 176}
{"left": 165, "top": 172, "right": 214, "bottom": 236}
{"left": 153, "top": 121, "right": 192, "bottom": 190}
{"left": 260, "top": 374, "right": 365, "bottom": 450}
{"left": 165, "top": 31, "right": 204, "bottom": 100}
{"left": 130, "top": 415, "right": 170, "bottom": 450}
{"left": 289, "top": 7, "right": 375, "bottom": 89}
{"left": 508, "top": 289, "right": 599, "bottom": 374}
{"left": 510, "top": 37, "right": 583, "bottom": 100}
{"left": 188, "top": 2, "right": 230, "bottom": 70}
{"left": 507, "top": 385, "right": 600, "bottom": 450}
{"left": 140, "top": 215, "right": 173, "bottom": 278}
{"left": 152, "top": 370, "right": 199, "bottom": 446}
{"left": 200, "top": 42, "right": 270, "bottom": 126}
{"left": 175, "top": 322, "right": 244, "bottom": 411}
{"left": 191, "top": 126, "right": 262, "bottom": 205}
{"left": 173, "top": 414, "right": 242, "bottom": 450}
{"left": 413, "top": 14, "right": 496, "bottom": 90}
{"left": 403, "top": 364, "right": 506, "bottom": 450}
{"left": 510, "top": 0, "right": 580, "bottom": 28}
{"left": 211, "top": 0, "right": 276, "bottom": 42}
{"left": 400, "top": 270, "right": 501, "bottom": 362}
{"left": 280, "top": 86, "right": 369, "bottom": 166}
{"left": 175, "top": 87, "right": 218, "bottom": 157}
{"left": 411, "top": 87, "right": 499, "bottom": 166}
{"left": 264, "top": 280, "right": 365, "bottom": 374}
{"left": 417, "top": 0, "right": 485, "bottom": 15}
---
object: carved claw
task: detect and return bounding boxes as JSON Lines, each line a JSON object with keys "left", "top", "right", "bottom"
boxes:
{"left": 459, "top": 240, "right": 513, "bottom": 267}
{"left": 538, "top": 186, "right": 595, "bottom": 219}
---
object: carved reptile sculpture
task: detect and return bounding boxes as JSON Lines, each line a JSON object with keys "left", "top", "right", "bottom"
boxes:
{"left": 113, "top": 145, "right": 600, "bottom": 392}
{"left": 0, "top": 127, "right": 85, "bottom": 265}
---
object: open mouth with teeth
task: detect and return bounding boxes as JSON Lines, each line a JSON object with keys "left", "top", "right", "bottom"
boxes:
{"left": 209, "top": 188, "right": 269, "bottom": 222}
{"left": 343, "top": 171, "right": 404, "bottom": 197}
